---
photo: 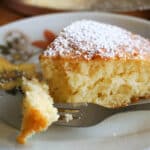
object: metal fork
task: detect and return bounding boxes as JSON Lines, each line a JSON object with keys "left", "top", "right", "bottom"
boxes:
{"left": 54, "top": 101, "right": 150, "bottom": 127}
{"left": 0, "top": 90, "right": 150, "bottom": 129}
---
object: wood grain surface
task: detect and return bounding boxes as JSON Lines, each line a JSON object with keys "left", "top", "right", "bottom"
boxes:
{"left": 0, "top": 2, "right": 149, "bottom": 26}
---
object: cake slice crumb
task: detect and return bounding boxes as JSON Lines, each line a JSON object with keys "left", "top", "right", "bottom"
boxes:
{"left": 17, "top": 78, "right": 59, "bottom": 144}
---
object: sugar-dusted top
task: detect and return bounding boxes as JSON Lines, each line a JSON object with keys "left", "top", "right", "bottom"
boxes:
{"left": 43, "top": 20, "right": 150, "bottom": 60}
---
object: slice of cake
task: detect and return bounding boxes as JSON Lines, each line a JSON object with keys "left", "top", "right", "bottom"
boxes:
{"left": 40, "top": 20, "right": 150, "bottom": 108}
{"left": 17, "top": 78, "right": 59, "bottom": 144}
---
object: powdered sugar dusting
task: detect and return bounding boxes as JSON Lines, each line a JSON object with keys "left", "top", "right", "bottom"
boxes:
{"left": 44, "top": 20, "right": 150, "bottom": 60}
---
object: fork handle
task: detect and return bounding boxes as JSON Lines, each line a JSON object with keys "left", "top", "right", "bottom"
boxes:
{"left": 112, "top": 103, "right": 150, "bottom": 114}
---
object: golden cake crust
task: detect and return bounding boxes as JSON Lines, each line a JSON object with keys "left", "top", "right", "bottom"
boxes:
{"left": 17, "top": 107, "right": 48, "bottom": 144}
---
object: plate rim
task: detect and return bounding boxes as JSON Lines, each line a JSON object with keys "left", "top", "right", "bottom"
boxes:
{"left": 0, "top": 11, "right": 149, "bottom": 29}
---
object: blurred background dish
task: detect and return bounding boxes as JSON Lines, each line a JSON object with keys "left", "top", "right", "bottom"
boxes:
{"left": 2, "top": 0, "right": 150, "bottom": 15}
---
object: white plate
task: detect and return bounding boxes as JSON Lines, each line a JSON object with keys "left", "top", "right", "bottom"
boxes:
{"left": 0, "top": 12, "right": 150, "bottom": 150}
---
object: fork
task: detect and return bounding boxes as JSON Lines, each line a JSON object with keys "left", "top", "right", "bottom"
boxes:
{"left": 54, "top": 101, "right": 150, "bottom": 127}
{"left": 0, "top": 90, "right": 150, "bottom": 129}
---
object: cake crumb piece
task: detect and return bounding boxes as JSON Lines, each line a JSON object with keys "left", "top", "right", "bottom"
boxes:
{"left": 65, "top": 113, "right": 73, "bottom": 122}
{"left": 17, "top": 78, "right": 59, "bottom": 144}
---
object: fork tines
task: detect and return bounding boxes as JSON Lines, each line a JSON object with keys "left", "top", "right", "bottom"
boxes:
{"left": 54, "top": 103, "right": 87, "bottom": 125}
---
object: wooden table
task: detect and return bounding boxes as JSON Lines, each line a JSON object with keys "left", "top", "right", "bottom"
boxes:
{"left": 0, "top": 2, "right": 149, "bottom": 26}
{"left": 0, "top": 3, "right": 23, "bottom": 25}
